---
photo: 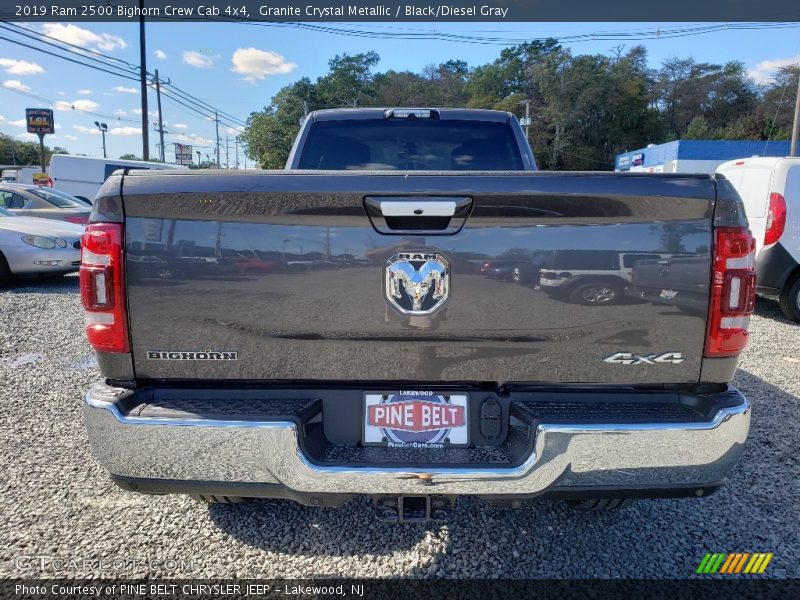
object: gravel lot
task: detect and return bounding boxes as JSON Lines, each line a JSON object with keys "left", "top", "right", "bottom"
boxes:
{"left": 0, "top": 274, "right": 798, "bottom": 579}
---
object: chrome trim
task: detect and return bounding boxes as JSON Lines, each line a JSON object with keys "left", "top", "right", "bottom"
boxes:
{"left": 84, "top": 381, "right": 750, "bottom": 495}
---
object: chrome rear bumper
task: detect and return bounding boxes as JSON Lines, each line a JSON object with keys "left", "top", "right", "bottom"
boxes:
{"left": 84, "top": 380, "right": 750, "bottom": 497}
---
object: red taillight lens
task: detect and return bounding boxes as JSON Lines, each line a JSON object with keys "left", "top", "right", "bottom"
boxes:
{"left": 66, "top": 215, "right": 89, "bottom": 226}
{"left": 80, "top": 223, "right": 129, "bottom": 353}
{"left": 764, "top": 192, "right": 786, "bottom": 246}
{"left": 705, "top": 227, "right": 756, "bottom": 358}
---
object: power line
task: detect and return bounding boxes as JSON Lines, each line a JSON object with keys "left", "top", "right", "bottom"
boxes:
{"left": 0, "top": 23, "right": 247, "bottom": 129}
{"left": 157, "top": 87, "right": 244, "bottom": 133}
{"left": 0, "top": 22, "right": 139, "bottom": 75}
{"left": 0, "top": 32, "right": 141, "bottom": 82}
{"left": 0, "top": 82, "right": 141, "bottom": 124}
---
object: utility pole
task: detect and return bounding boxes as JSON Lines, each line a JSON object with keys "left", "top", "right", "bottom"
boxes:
{"left": 235, "top": 137, "right": 239, "bottom": 169}
{"left": 225, "top": 135, "right": 230, "bottom": 169}
{"left": 519, "top": 99, "right": 531, "bottom": 139}
{"left": 791, "top": 71, "right": 800, "bottom": 157}
{"left": 153, "top": 69, "right": 169, "bottom": 162}
{"left": 138, "top": 0, "right": 149, "bottom": 161}
{"left": 215, "top": 111, "right": 220, "bottom": 169}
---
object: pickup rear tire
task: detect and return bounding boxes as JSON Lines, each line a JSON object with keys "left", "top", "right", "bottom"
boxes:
{"left": 190, "top": 494, "right": 248, "bottom": 504}
{"left": 779, "top": 276, "right": 800, "bottom": 322}
{"left": 565, "top": 498, "right": 634, "bottom": 511}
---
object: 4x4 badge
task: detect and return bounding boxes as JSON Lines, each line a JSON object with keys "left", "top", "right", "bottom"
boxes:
{"left": 604, "top": 352, "right": 684, "bottom": 365}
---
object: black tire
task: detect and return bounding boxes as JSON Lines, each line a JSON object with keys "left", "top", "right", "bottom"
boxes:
{"left": 0, "top": 253, "right": 12, "bottom": 287}
{"left": 779, "top": 276, "right": 800, "bottom": 322}
{"left": 567, "top": 281, "right": 624, "bottom": 306}
{"left": 189, "top": 494, "right": 248, "bottom": 504}
{"left": 565, "top": 498, "right": 634, "bottom": 511}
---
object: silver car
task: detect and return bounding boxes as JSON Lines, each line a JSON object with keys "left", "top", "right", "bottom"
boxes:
{"left": 0, "top": 207, "right": 84, "bottom": 285}
{"left": 0, "top": 183, "right": 90, "bottom": 225}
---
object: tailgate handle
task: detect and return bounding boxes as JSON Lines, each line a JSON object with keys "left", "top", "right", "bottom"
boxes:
{"left": 364, "top": 196, "right": 472, "bottom": 235}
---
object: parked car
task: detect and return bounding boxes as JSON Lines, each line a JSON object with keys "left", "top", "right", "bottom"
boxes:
{"left": 716, "top": 157, "right": 800, "bottom": 321}
{"left": 0, "top": 206, "right": 83, "bottom": 285}
{"left": 0, "top": 183, "right": 90, "bottom": 225}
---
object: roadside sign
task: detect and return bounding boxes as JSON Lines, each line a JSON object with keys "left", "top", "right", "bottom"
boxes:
{"left": 519, "top": 117, "right": 532, "bottom": 126}
{"left": 175, "top": 143, "right": 193, "bottom": 166}
{"left": 31, "top": 172, "right": 51, "bottom": 186}
{"left": 26, "top": 108, "right": 54, "bottom": 134}
{"left": 26, "top": 108, "right": 54, "bottom": 173}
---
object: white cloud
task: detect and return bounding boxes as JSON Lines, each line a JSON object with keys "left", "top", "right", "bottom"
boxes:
{"left": 110, "top": 126, "right": 142, "bottom": 136}
{"left": 224, "top": 126, "right": 241, "bottom": 135}
{"left": 182, "top": 51, "right": 214, "bottom": 69}
{"left": 173, "top": 133, "right": 213, "bottom": 145}
{"left": 41, "top": 23, "right": 126, "bottom": 52}
{"left": 8, "top": 119, "right": 26, "bottom": 127}
{"left": 231, "top": 47, "right": 296, "bottom": 82}
{"left": 64, "top": 134, "right": 79, "bottom": 141}
{"left": 0, "top": 58, "right": 44, "bottom": 75}
{"left": 173, "top": 123, "right": 188, "bottom": 129}
{"left": 54, "top": 99, "right": 100, "bottom": 112}
{"left": 0, "top": 115, "right": 5, "bottom": 124}
{"left": 112, "top": 86, "right": 138, "bottom": 94}
{"left": 114, "top": 109, "right": 127, "bottom": 116}
{"left": 55, "top": 124, "right": 62, "bottom": 130}
{"left": 77, "top": 89, "right": 92, "bottom": 95}
{"left": 154, "top": 49, "right": 167, "bottom": 60}
{"left": 748, "top": 56, "right": 800, "bottom": 84}
{"left": 73, "top": 125, "right": 100, "bottom": 136}
{"left": 2, "top": 79, "right": 31, "bottom": 92}
{"left": 15, "top": 132, "right": 37, "bottom": 141}
{"left": 132, "top": 108, "right": 158, "bottom": 117}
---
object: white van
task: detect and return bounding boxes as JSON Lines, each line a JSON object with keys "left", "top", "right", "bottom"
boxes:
{"left": 49, "top": 155, "right": 186, "bottom": 203}
{"left": 716, "top": 157, "right": 800, "bottom": 321}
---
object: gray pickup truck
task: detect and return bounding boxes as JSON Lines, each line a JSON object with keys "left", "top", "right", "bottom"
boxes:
{"left": 81, "top": 108, "right": 755, "bottom": 521}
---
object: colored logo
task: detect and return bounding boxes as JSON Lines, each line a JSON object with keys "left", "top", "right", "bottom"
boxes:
{"left": 696, "top": 552, "right": 773, "bottom": 575}
{"left": 364, "top": 393, "right": 468, "bottom": 447}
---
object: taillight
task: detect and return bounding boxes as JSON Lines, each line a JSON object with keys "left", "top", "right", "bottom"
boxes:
{"left": 80, "top": 223, "right": 129, "bottom": 353}
{"left": 764, "top": 192, "right": 786, "bottom": 246}
{"left": 705, "top": 227, "right": 756, "bottom": 358}
{"left": 66, "top": 215, "right": 89, "bottom": 226}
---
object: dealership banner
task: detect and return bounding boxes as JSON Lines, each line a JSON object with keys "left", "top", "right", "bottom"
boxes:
{"left": 4, "top": 0, "right": 800, "bottom": 22}
{"left": 4, "top": 579, "right": 800, "bottom": 599}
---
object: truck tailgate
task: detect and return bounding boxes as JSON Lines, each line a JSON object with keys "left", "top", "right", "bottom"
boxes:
{"left": 118, "top": 171, "right": 715, "bottom": 384}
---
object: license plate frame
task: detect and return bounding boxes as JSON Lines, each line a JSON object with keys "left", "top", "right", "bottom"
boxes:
{"left": 362, "top": 391, "right": 469, "bottom": 448}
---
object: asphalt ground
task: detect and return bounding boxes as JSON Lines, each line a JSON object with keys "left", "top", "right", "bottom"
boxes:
{"left": 0, "top": 274, "right": 798, "bottom": 579}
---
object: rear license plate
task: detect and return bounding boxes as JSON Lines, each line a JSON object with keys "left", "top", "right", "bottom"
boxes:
{"left": 363, "top": 391, "right": 469, "bottom": 448}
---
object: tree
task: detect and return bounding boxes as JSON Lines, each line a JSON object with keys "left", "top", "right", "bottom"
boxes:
{"left": 0, "top": 133, "right": 58, "bottom": 166}
{"left": 316, "top": 51, "right": 380, "bottom": 108}
{"left": 51, "top": 146, "right": 69, "bottom": 155}
{"left": 119, "top": 153, "right": 140, "bottom": 160}
{"left": 655, "top": 58, "right": 758, "bottom": 139}
{"left": 684, "top": 116, "right": 712, "bottom": 139}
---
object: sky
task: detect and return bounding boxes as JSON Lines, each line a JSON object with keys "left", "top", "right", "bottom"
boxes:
{"left": 0, "top": 21, "right": 799, "bottom": 164}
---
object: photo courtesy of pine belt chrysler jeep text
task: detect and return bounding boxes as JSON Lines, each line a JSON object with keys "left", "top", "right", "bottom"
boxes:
{"left": 81, "top": 108, "right": 754, "bottom": 521}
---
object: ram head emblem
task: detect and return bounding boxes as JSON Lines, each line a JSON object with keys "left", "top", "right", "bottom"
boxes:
{"left": 385, "top": 252, "right": 449, "bottom": 315}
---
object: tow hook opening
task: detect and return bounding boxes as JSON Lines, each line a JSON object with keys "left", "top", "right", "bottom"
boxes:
{"left": 374, "top": 495, "right": 453, "bottom": 522}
